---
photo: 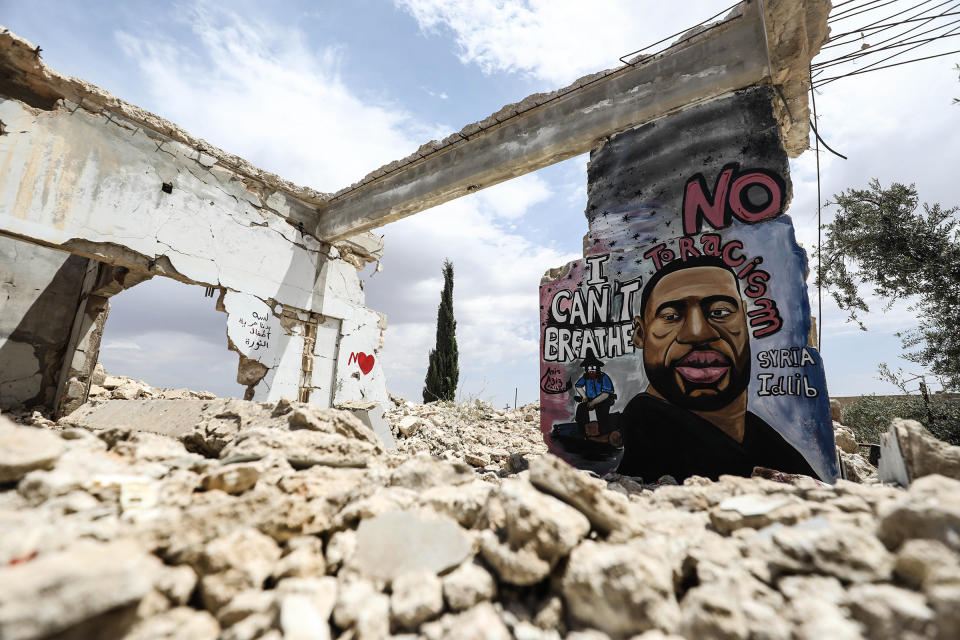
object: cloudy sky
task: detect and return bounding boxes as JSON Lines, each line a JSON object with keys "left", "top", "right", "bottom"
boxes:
{"left": 5, "top": 0, "right": 959, "bottom": 404}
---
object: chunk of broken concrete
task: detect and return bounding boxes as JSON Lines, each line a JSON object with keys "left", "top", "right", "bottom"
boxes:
{"left": 0, "top": 415, "right": 65, "bottom": 483}
{"left": 528, "top": 453, "right": 634, "bottom": 536}
{"left": 219, "top": 428, "right": 376, "bottom": 469}
{"left": 390, "top": 571, "right": 444, "bottom": 630}
{"left": 0, "top": 539, "right": 163, "bottom": 640}
{"left": 476, "top": 479, "right": 589, "bottom": 585}
{"left": 442, "top": 561, "right": 497, "bottom": 611}
{"left": 833, "top": 422, "right": 859, "bottom": 455}
{"left": 762, "top": 516, "right": 894, "bottom": 583}
{"left": 710, "top": 493, "right": 810, "bottom": 534}
{"left": 561, "top": 539, "right": 681, "bottom": 637}
{"left": 877, "top": 474, "right": 960, "bottom": 552}
{"left": 350, "top": 511, "right": 472, "bottom": 582}
{"left": 287, "top": 407, "right": 383, "bottom": 452}
{"left": 200, "top": 463, "right": 260, "bottom": 495}
{"left": 395, "top": 415, "right": 424, "bottom": 436}
{"left": 879, "top": 418, "right": 960, "bottom": 485}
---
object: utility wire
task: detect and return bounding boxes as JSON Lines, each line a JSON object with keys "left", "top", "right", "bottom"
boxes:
{"left": 811, "top": 67, "right": 823, "bottom": 351}
{"left": 826, "top": 8, "right": 960, "bottom": 43}
{"left": 838, "top": 3, "right": 960, "bottom": 53}
{"left": 823, "top": 21, "right": 960, "bottom": 81}
{"left": 832, "top": 0, "right": 880, "bottom": 9}
{"left": 830, "top": 0, "right": 942, "bottom": 35}
{"left": 825, "top": 0, "right": 960, "bottom": 52}
{"left": 824, "top": 0, "right": 958, "bottom": 48}
{"left": 829, "top": 0, "right": 907, "bottom": 23}
{"left": 813, "top": 0, "right": 960, "bottom": 85}
{"left": 829, "top": 0, "right": 891, "bottom": 21}
{"left": 814, "top": 29, "right": 960, "bottom": 72}
{"left": 814, "top": 46, "right": 960, "bottom": 85}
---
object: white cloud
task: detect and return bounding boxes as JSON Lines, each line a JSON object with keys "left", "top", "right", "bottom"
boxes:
{"left": 115, "top": 4, "right": 424, "bottom": 192}
{"left": 101, "top": 340, "right": 142, "bottom": 351}
{"left": 476, "top": 173, "right": 552, "bottom": 219}
{"left": 395, "top": 0, "right": 736, "bottom": 86}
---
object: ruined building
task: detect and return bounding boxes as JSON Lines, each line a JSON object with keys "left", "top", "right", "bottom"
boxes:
{"left": 1, "top": 0, "right": 829, "bottom": 433}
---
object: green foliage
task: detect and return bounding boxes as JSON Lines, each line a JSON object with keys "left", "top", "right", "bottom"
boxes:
{"left": 842, "top": 394, "right": 960, "bottom": 446}
{"left": 423, "top": 259, "right": 459, "bottom": 403}
{"left": 815, "top": 180, "right": 960, "bottom": 389}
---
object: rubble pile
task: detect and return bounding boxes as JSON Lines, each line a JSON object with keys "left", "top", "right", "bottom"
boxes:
{"left": 1, "top": 382, "right": 959, "bottom": 640}
{"left": 386, "top": 398, "right": 547, "bottom": 476}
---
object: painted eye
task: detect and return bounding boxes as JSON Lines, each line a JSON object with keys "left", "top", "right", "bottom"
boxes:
{"left": 709, "top": 307, "right": 733, "bottom": 319}
{"left": 660, "top": 311, "right": 680, "bottom": 321}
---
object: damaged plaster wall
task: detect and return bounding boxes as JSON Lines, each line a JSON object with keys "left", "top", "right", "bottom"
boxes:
{"left": 0, "top": 235, "right": 89, "bottom": 408}
{"left": 0, "top": 34, "right": 388, "bottom": 411}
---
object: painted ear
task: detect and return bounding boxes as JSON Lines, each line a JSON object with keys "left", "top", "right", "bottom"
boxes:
{"left": 632, "top": 316, "right": 644, "bottom": 348}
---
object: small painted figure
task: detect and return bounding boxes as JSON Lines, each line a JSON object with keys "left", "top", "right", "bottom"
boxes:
{"left": 573, "top": 352, "right": 616, "bottom": 437}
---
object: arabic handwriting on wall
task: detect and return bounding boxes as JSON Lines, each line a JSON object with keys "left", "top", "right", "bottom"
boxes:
{"left": 238, "top": 312, "right": 272, "bottom": 352}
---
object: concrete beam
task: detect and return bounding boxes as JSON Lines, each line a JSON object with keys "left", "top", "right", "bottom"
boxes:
{"left": 317, "top": 1, "right": 773, "bottom": 240}
{"left": 316, "top": 0, "right": 830, "bottom": 241}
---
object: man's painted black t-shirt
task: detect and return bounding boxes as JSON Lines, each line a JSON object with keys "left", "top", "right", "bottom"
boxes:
{"left": 616, "top": 392, "right": 818, "bottom": 482}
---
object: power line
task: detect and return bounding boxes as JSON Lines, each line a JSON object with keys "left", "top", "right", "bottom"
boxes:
{"left": 814, "top": 29, "right": 960, "bottom": 72}
{"left": 845, "top": 2, "right": 960, "bottom": 51}
{"left": 810, "top": 66, "right": 823, "bottom": 351}
{"left": 829, "top": 0, "right": 908, "bottom": 23}
{"left": 824, "top": 0, "right": 959, "bottom": 49}
{"left": 813, "top": 46, "right": 960, "bottom": 85}
{"left": 825, "top": 6, "right": 960, "bottom": 45}
{"left": 832, "top": 0, "right": 881, "bottom": 9}
{"left": 812, "top": 0, "right": 960, "bottom": 85}
{"left": 834, "top": 20, "right": 960, "bottom": 75}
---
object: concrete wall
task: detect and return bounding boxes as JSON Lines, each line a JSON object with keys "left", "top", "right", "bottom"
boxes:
{"left": 0, "top": 92, "right": 387, "bottom": 413}
{"left": 0, "top": 236, "right": 89, "bottom": 408}
{"left": 539, "top": 87, "right": 838, "bottom": 481}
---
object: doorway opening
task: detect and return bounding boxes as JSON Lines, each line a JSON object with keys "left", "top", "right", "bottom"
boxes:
{"left": 97, "top": 277, "right": 244, "bottom": 397}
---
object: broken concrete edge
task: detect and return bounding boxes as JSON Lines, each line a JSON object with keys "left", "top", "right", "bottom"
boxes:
{"left": 760, "top": 0, "right": 832, "bottom": 157}
{"left": 337, "top": 401, "right": 397, "bottom": 451}
{"left": 324, "top": 0, "right": 828, "bottom": 206}
{"left": 878, "top": 418, "right": 960, "bottom": 487}
{"left": 879, "top": 420, "right": 913, "bottom": 487}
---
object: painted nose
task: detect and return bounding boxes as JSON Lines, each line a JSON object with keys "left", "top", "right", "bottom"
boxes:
{"left": 677, "top": 305, "right": 719, "bottom": 344}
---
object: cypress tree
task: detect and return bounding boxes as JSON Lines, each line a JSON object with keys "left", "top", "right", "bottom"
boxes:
{"left": 422, "top": 259, "right": 459, "bottom": 402}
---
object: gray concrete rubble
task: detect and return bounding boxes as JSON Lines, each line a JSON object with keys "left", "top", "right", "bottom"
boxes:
{"left": 1, "top": 378, "right": 959, "bottom": 639}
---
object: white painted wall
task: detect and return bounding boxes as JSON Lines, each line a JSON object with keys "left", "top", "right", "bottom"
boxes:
{"left": 0, "top": 98, "right": 387, "bottom": 409}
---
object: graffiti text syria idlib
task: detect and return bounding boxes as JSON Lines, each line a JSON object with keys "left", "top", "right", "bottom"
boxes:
{"left": 539, "top": 87, "right": 838, "bottom": 482}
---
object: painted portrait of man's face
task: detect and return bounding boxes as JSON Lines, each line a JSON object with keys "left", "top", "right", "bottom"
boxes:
{"left": 633, "top": 265, "right": 751, "bottom": 411}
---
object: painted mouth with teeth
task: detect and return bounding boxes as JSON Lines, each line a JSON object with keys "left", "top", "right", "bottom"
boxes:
{"left": 673, "top": 350, "right": 731, "bottom": 384}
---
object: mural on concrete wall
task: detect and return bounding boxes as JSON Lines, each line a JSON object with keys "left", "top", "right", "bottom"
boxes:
{"left": 539, "top": 87, "right": 837, "bottom": 482}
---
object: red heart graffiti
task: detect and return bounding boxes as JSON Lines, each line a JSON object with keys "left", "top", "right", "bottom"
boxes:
{"left": 356, "top": 352, "right": 375, "bottom": 375}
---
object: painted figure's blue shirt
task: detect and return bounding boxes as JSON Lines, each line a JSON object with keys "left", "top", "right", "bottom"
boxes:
{"left": 575, "top": 374, "right": 614, "bottom": 398}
